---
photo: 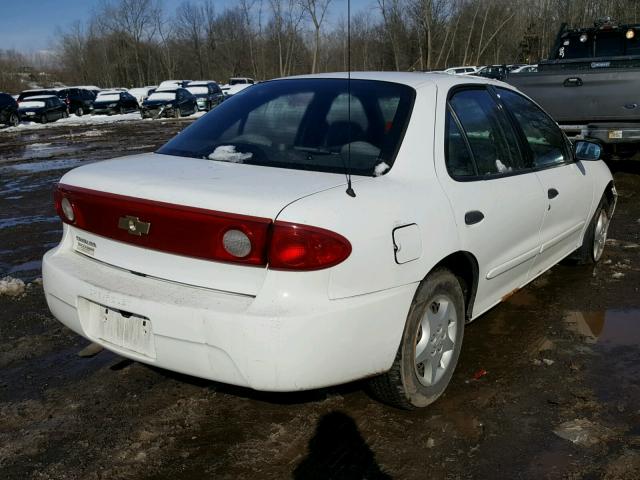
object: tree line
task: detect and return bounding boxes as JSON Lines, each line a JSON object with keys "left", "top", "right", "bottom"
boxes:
{"left": 3, "top": 0, "right": 640, "bottom": 92}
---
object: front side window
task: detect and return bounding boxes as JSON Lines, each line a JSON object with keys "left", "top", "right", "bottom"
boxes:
{"left": 448, "top": 88, "right": 523, "bottom": 176}
{"left": 497, "top": 88, "right": 568, "bottom": 168}
{"left": 158, "top": 79, "right": 415, "bottom": 176}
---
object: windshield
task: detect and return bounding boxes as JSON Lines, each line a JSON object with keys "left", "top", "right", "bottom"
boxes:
{"left": 97, "top": 93, "right": 120, "bottom": 101}
{"left": 157, "top": 79, "right": 415, "bottom": 176}
{"left": 147, "top": 91, "right": 176, "bottom": 101}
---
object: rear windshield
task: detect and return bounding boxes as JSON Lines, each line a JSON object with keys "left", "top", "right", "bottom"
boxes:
{"left": 187, "top": 86, "right": 208, "bottom": 95}
{"left": 18, "top": 91, "right": 56, "bottom": 101}
{"left": 157, "top": 78, "right": 415, "bottom": 176}
{"left": 97, "top": 93, "right": 120, "bottom": 101}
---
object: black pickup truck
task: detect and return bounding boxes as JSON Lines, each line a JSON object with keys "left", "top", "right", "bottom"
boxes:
{"left": 508, "top": 18, "right": 640, "bottom": 159}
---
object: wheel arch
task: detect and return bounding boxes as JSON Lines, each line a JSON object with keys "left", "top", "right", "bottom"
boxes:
{"left": 603, "top": 180, "right": 617, "bottom": 217}
{"left": 428, "top": 251, "right": 479, "bottom": 322}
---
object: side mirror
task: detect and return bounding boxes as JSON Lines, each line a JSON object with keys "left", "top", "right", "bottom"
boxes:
{"left": 574, "top": 140, "right": 602, "bottom": 161}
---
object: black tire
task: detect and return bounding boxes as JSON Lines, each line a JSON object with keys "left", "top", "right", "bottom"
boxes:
{"left": 173, "top": 107, "right": 181, "bottom": 119}
{"left": 368, "top": 268, "right": 465, "bottom": 409}
{"left": 569, "top": 196, "right": 611, "bottom": 265}
{"left": 40, "top": 113, "right": 48, "bottom": 124}
{"left": 119, "top": 106, "right": 126, "bottom": 115}
{"left": 76, "top": 107, "right": 84, "bottom": 117}
{"left": 9, "top": 112, "right": 19, "bottom": 127}
{"left": 62, "top": 111, "right": 69, "bottom": 119}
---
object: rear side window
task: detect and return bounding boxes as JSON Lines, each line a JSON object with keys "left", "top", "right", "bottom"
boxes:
{"left": 448, "top": 88, "right": 523, "bottom": 176}
{"left": 445, "top": 110, "right": 476, "bottom": 177}
{"left": 496, "top": 88, "right": 568, "bottom": 168}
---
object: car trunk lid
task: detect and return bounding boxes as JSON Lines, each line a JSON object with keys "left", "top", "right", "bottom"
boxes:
{"left": 58, "top": 153, "right": 346, "bottom": 295}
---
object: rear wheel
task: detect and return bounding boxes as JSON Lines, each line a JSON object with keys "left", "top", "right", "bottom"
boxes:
{"left": 119, "top": 106, "right": 125, "bottom": 115}
{"left": 570, "top": 197, "right": 611, "bottom": 264}
{"left": 40, "top": 113, "right": 48, "bottom": 124}
{"left": 9, "top": 112, "right": 19, "bottom": 127}
{"left": 368, "top": 269, "right": 465, "bottom": 409}
{"left": 76, "top": 106, "right": 84, "bottom": 117}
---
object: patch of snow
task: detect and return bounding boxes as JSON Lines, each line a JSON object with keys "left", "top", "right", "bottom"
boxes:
{"left": 495, "top": 159, "right": 512, "bottom": 173}
{"left": 612, "top": 272, "right": 625, "bottom": 279}
{"left": 20, "top": 101, "right": 45, "bottom": 108}
{"left": 29, "top": 142, "right": 52, "bottom": 149}
{"left": 96, "top": 93, "right": 120, "bottom": 101}
{"left": 187, "top": 86, "right": 208, "bottom": 95}
{"left": 147, "top": 92, "right": 176, "bottom": 101}
{"left": 207, "top": 145, "right": 252, "bottom": 163}
{"left": 374, "top": 162, "right": 390, "bottom": 177}
{"left": 0, "top": 276, "right": 26, "bottom": 297}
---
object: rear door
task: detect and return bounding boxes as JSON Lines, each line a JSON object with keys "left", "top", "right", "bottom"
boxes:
{"left": 496, "top": 87, "right": 593, "bottom": 275}
{"left": 435, "top": 86, "right": 547, "bottom": 317}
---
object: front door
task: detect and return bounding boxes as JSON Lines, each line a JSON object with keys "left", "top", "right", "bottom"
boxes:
{"left": 495, "top": 87, "right": 593, "bottom": 276}
{"left": 435, "top": 87, "right": 547, "bottom": 318}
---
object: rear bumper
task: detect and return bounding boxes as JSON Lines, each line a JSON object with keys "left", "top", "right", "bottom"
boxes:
{"left": 43, "top": 246, "right": 415, "bottom": 392}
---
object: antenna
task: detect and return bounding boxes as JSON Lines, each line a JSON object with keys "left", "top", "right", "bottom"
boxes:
{"left": 345, "top": 0, "right": 356, "bottom": 197}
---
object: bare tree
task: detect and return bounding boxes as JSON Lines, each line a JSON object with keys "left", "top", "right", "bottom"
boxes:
{"left": 300, "top": 0, "right": 332, "bottom": 73}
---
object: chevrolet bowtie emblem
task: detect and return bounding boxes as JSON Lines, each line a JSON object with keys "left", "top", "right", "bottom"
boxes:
{"left": 118, "top": 215, "right": 151, "bottom": 236}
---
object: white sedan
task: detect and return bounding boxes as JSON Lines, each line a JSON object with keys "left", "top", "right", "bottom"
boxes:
{"left": 43, "top": 72, "right": 615, "bottom": 409}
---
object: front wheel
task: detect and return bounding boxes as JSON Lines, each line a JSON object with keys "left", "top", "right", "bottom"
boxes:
{"left": 40, "top": 113, "right": 48, "bottom": 124}
{"left": 570, "top": 197, "right": 611, "bottom": 264}
{"left": 9, "top": 112, "right": 19, "bottom": 127}
{"left": 76, "top": 107, "right": 84, "bottom": 117}
{"left": 368, "top": 269, "right": 465, "bottom": 409}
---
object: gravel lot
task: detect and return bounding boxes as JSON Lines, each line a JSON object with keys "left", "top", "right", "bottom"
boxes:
{"left": 1, "top": 117, "right": 639, "bottom": 479}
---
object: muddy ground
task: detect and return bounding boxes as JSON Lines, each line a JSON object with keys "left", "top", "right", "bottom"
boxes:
{"left": 1, "top": 117, "right": 639, "bottom": 479}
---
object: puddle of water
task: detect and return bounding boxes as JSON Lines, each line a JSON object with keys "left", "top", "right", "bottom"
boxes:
{"left": 0, "top": 215, "right": 59, "bottom": 229}
{"left": 7, "top": 259, "right": 42, "bottom": 275}
{"left": 564, "top": 309, "right": 640, "bottom": 347}
{"left": 0, "top": 158, "right": 84, "bottom": 174}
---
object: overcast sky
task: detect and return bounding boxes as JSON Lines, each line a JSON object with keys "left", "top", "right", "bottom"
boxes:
{"left": 1, "top": 0, "right": 371, "bottom": 53}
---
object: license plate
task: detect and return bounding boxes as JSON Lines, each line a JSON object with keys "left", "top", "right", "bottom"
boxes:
{"left": 96, "top": 304, "right": 155, "bottom": 358}
{"left": 25, "top": 112, "right": 35, "bottom": 116}
{"left": 608, "top": 130, "right": 623, "bottom": 139}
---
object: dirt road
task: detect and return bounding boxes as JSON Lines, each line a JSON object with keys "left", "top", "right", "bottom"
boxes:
{"left": 1, "top": 118, "right": 639, "bottom": 479}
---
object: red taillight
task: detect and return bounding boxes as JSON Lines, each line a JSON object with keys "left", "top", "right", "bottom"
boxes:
{"left": 268, "top": 221, "right": 351, "bottom": 271}
{"left": 54, "top": 184, "right": 271, "bottom": 266}
{"left": 53, "top": 184, "right": 351, "bottom": 270}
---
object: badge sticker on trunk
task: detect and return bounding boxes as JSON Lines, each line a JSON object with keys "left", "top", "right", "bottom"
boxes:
{"left": 74, "top": 235, "right": 96, "bottom": 256}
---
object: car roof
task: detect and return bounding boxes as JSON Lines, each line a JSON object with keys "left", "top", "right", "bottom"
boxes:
{"left": 98, "top": 90, "right": 122, "bottom": 95}
{"left": 279, "top": 71, "right": 508, "bottom": 91}
{"left": 188, "top": 81, "right": 216, "bottom": 86}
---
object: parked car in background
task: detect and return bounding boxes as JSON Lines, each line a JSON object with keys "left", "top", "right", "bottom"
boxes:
{"left": 507, "top": 18, "right": 640, "bottom": 160}
{"left": 18, "top": 88, "right": 59, "bottom": 102}
{"left": 56, "top": 88, "right": 95, "bottom": 116}
{"left": 221, "top": 77, "right": 255, "bottom": 97}
{"left": 44, "top": 72, "right": 615, "bottom": 410}
{"left": 128, "top": 86, "right": 157, "bottom": 104}
{"left": 18, "top": 95, "right": 68, "bottom": 123}
{"left": 507, "top": 64, "right": 528, "bottom": 72}
{"left": 511, "top": 64, "right": 538, "bottom": 73}
{"left": 186, "top": 81, "right": 224, "bottom": 111}
{"left": 158, "top": 80, "right": 192, "bottom": 89}
{"left": 443, "top": 66, "right": 478, "bottom": 75}
{"left": 0, "top": 92, "right": 20, "bottom": 127}
{"left": 72, "top": 85, "right": 101, "bottom": 98}
{"left": 92, "top": 90, "right": 139, "bottom": 115}
{"left": 140, "top": 88, "right": 197, "bottom": 119}
{"left": 474, "top": 65, "right": 509, "bottom": 80}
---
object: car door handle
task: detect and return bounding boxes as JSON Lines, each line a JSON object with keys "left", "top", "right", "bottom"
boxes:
{"left": 465, "top": 211, "right": 484, "bottom": 225}
{"left": 548, "top": 188, "right": 559, "bottom": 199}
